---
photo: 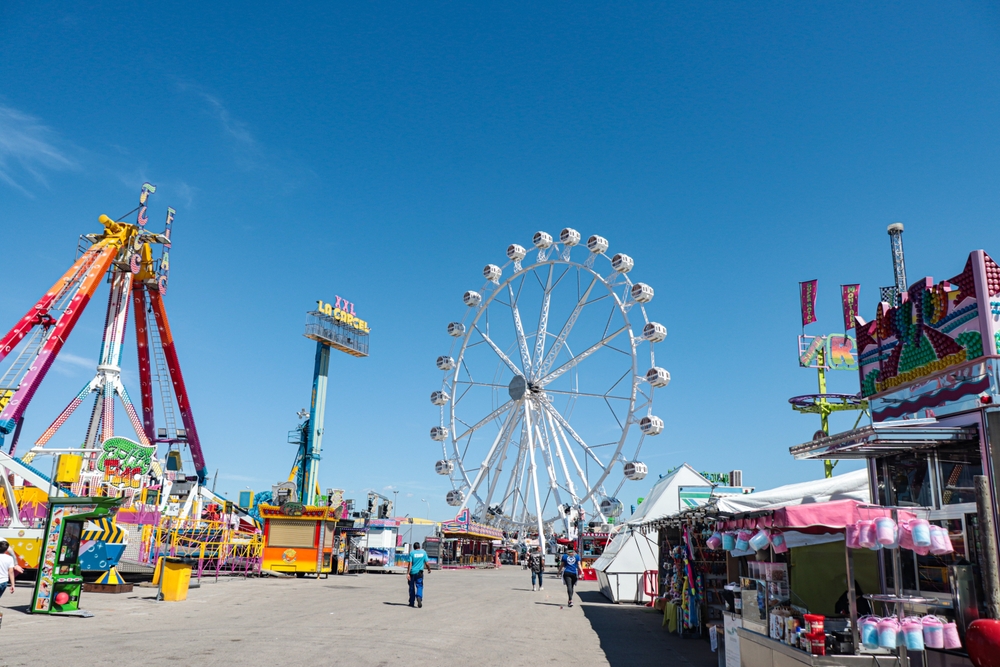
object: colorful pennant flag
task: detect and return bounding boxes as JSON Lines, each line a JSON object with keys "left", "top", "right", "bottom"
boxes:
{"left": 841, "top": 284, "right": 860, "bottom": 330}
{"left": 799, "top": 280, "right": 818, "bottom": 326}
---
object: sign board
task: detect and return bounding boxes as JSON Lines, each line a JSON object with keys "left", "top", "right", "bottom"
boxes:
{"left": 678, "top": 486, "right": 713, "bottom": 510}
{"left": 96, "top": 437, "right": 154, "bottom": 489}
{"left": 798, "top": 334, "right": 858, "bottom": 371}
{"left": 857, "top": 250, "right": 1000, "bottom": 402}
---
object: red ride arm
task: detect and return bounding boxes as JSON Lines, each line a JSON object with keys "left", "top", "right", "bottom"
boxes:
{"left": 132, "top": 286, "right": 156, "bottom": 444}
{"left": 0, "top": 246, "right": 118, "bottom": 436}
{"left": 147, "top": 287, "right": 207, "bottom": 483}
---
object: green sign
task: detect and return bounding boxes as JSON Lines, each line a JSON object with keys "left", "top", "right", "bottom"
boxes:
{"left": 96, "top": 436, "right": 155, "bottom": 483}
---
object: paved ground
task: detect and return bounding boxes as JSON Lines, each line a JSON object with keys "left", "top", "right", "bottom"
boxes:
{"left": 0, "top": 567, "right": 717, "bottom": 666}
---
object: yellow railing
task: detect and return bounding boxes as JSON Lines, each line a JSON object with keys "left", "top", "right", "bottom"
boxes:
{"left": 150, "top": 516, "right": 263, "bottom": 579}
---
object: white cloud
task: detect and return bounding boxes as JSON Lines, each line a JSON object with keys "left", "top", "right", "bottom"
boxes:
{"left": 176, "top": 82, "right": 261, "bottom": 170}
{"left": 0, "top": 104, "right": 77, "bottom": 196}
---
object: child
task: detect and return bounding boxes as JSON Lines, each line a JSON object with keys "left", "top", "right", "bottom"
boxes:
{"left": 0, "top": 540, "right": 18, "bottom": 599}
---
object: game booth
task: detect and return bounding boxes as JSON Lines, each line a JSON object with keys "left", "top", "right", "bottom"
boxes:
{"left": 31, "top": 497, "right": 123, "bottom": 616}
{"left": 440, "top": 510, "right": 502, "bottom": 567}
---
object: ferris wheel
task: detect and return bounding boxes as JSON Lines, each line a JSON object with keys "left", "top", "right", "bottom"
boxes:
{"left": 431, "top": 229, "right": 668, "bottom": 539}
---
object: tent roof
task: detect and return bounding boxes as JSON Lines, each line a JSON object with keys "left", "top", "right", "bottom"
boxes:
{"left": 714, "top": 469, "right": 870, "bottom": 515}
{"left": 625, "top": 464, "right": 713, "bottom": 525}
{"left": 592, "top": 529, "right": 658, "bottom": 573}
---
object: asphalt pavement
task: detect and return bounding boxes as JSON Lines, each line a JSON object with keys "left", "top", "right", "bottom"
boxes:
{"left": 0, "top": 566, "right": 717, "bottom": 666}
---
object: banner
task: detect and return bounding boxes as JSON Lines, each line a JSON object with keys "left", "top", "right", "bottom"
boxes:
{"left": 799, "top": 280, "right": 818, "bottom": 326}
{"left": 841, "top": 284, "right": 860, "bottom": 330}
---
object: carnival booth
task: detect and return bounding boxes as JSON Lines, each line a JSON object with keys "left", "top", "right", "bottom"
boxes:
{"left": 788, "top": 249, "right": 1000, "bottom": 667}
{"left": 440, "top": 509, "right": 502, "bottom": 567}
{"left": 711, "top": 496, "right": 962, "bottom": 666}
{"left": 645, "top": 470, "right": 868, "bottom": 637}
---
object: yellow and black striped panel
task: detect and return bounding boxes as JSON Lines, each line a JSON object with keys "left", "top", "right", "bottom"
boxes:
{"left": 82, "top": 517, "right": 126, "bottom": 544}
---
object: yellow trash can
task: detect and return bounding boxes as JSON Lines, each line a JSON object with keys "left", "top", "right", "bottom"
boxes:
{"left": 157, "top": 558, "right": 193, "bottom": 602}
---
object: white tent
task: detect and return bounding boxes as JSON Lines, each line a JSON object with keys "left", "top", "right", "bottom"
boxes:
{"left": 591, "top": 528, "right": 659, "bottom": 604}
{"left": 593, "top": 465, "right": 714, "bottom": 603}
{"left": 713, "top": 468, "right": 870, "bottom": 515}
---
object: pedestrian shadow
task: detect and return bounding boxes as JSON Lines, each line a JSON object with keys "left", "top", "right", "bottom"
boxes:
{"left": 511, "top": 588, "right": 533, "bottom": 591}
{"left": 577, "top": 590, "right": 716, "bottom": 667}
{"left": 533, "top": 602, "right": 565, "bottom": 607}
{"left": 2, "top": 604, "right": 31, "bottom": 615}
{"left": 382, "top": 602, "right": 411, "bottom": 606}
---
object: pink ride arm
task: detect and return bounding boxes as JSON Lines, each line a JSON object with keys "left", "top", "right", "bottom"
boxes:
{"left": 147, "top": 287, "right": 207, "bottom": 482}
{"left": 0, "top": 252, "right": 94, "bottom": 365}
{"left": 0, "top": 246, "right": 117, "bottom": 436}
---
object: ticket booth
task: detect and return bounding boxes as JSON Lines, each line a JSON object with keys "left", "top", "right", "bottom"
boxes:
{"left": 259, "top": 504, "right": 338, "bottom": 576}
{"left": 30, "top": 497, "right": 123, "bottom": 616}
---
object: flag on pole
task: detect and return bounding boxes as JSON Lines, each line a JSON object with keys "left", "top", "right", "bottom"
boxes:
{"left": 799, "top": 280, "right": 818, "bottom": 326}
{"left": 841, "top": 284, "right": 860, "bottom": 330}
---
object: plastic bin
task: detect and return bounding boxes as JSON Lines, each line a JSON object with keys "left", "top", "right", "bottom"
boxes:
{"left": 158, "top": 557, "right": 193, "bottom": 602}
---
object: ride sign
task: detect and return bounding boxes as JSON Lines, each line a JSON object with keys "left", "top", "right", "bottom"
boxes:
{"left": 316, "top": 297, "right": 370, "bottom": 334}
{"left": 97, "top": 436, "right": 155, "bottom": 488}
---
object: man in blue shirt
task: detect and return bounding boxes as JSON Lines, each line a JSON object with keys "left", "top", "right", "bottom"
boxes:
{"left": 406, "top": 542, "right": 429, "bottom": 608}
{"left": 559, "top": 547, "right": 580, "bottom": 607}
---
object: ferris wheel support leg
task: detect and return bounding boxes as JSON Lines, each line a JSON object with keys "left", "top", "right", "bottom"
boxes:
{"left": 131, "top": 286, "right": 156, "bottom": 444}
{"left": 523, "top": 405, "right": 546, "bottom": 554}
{"left": 147, "top": 287, "right": 207, "bottom": 484}
{"left": 544, "top": 410, "right": 579, "bottom": 503}
{"left": 480, "top": 410, "right": 523, "bottom": 518}
{"left": 505, "top": 421, "right": 531, "bottom": 526}
{"left": 533, "top": 420, "right": 568, "bottom": 535}
{"left": 456, "top": 405, "right": 519, "bottom": 517}
{"left": 0, "top": 246, "right": 117, "bottom": 436}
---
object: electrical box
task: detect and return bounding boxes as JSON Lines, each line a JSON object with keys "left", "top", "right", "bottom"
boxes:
{"left": 55, "top": 454, "right": 83, "bottom": 484}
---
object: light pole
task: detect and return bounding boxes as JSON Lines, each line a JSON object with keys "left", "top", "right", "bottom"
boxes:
{"left": 421, "top": 498, "right": 430, "bottom": 519}
{"left": 393, "top": 490, "right": 399, "bottom": 518}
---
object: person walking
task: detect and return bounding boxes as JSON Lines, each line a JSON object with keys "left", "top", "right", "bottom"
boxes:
{"left": 0, "top": 541, "right": 17, "bottom": 599}
{"left": 406, "top": 542, "right": 429, "bottom": 608}
{"left": 529, "top": 548, "right": 544, "bottom": 591}
{"left": 559, "top": 546, "right": 580, "bottom": 607}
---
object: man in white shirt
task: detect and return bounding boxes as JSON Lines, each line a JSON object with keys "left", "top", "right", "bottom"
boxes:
{"left": 0, "top": 540, "right": 17, "bottom": 598}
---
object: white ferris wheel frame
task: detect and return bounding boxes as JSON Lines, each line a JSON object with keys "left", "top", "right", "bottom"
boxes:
{"left": 433, "top": 231, "right": 667, "bottom": 540}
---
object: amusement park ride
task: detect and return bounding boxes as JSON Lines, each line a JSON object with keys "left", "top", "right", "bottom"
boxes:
{"left": 255, "top": 299, "right": 370, "bottom": 575}
{"left": 0, "top": 184, "right": 220, "bottom": 577}
{"left": 432, "top": 230, "right": 668, "bottom": 548}
{"left": 788, "top": 225, "right": 914, "bottom": 477}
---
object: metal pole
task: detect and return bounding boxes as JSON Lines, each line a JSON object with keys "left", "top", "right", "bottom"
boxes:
{"left": 303, "top": 341, "right": 330, "bottom": 506}
{"left": 817, "top": 348, "right": 835, "bottom": 479}
{"left": 844, "top": 543, "right": 860, "bottom": 654}
{"left": 975, "top": 475, "right": 1000, "bottom": 619}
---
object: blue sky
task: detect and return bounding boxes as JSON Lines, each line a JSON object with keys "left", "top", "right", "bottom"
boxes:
{"left": 2, "top": 2, "right": 1000, "bottom": 520}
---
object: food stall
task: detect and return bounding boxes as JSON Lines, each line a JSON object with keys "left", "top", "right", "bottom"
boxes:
{"left": 791, "top": 248, "right": 1000, "bottom": 667}
{"left": 713, "top": 498, "right": 944, "bottom": 666}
